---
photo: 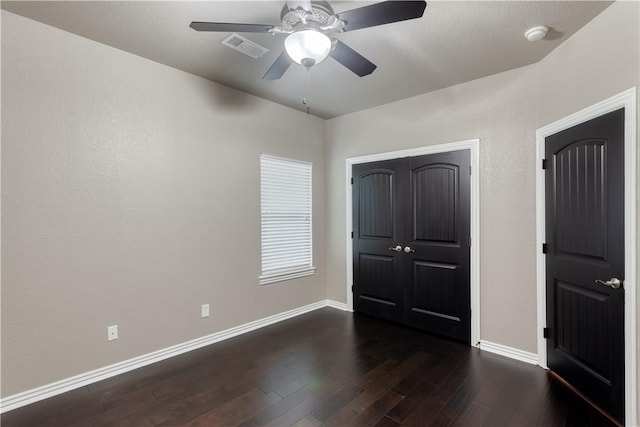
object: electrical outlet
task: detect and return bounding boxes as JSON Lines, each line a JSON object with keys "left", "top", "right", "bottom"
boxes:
{"left": 107, "top": 325, "right": 118, "bottom": 341}
{"left": 201, "top": 304, "right": 210, "bottom": 318}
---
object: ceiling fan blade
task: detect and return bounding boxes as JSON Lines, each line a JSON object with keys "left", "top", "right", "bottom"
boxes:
{"left": 189, "top": 22, "right": 274, "bottom": 33}
{"left": 337, "top": 1, "right": 427, "bottom": 32}
{"left": 329, "top": 40, "right": 377, "bottom": 77}
{"left": 263, "top": 51, "right": 292, "bottom": 80}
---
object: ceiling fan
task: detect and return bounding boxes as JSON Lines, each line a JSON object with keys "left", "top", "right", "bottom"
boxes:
{"left": 190, "top": 0, "right": 427, "bottom": 80}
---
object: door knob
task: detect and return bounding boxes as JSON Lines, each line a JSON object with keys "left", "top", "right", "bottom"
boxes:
{"left": 594, "top": 277, "right": 622, "bottom": 289}
{"left": 388, "top": 245, "right": 402, "bottom": 252}
{"left": 404, "top": 246, "right": 416, "bottom": 253}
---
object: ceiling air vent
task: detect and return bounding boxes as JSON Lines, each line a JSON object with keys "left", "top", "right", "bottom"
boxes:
{"left": 221, "top": 33, "right": 269, "bottom": 59}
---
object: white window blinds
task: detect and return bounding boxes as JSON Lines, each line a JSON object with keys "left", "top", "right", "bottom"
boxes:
{"left": 260, "top": 154, "right": 315, "bottom": 285}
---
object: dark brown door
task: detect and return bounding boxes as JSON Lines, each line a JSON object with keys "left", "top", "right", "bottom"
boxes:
{"left": 352, "top": 158, "right": 408, "bottom": 324}
{"left": 353, "top": 151, "right": 471, "bottom": 343}
{"left": 403, "top": 151, "right": 471, "bottom": 342}
{"left": 545, "top": 108, "right": 625, "bottom": 423}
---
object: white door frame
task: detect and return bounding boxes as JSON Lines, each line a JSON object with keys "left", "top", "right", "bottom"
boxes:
{"left": 345, "top": 139, "right": 481, "bottom": 347}
{"left": 535, "top": 88, "right": 637, "bottom": 425}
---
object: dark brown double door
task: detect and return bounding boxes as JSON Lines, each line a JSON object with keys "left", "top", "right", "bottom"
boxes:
{"left": 352, "top": 150, "right": 471, "bottom": 343}
{"left": 545, "top": 108, "right": 625, "bottom": 423}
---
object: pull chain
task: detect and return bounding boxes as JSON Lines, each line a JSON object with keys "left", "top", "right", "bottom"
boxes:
{"left": 302, "top": 67, "right": 311, "bottom": 115}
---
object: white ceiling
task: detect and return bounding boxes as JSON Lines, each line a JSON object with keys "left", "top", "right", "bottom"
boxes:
{"left": 2, "top": 1, "right": 612, "bottom": 119}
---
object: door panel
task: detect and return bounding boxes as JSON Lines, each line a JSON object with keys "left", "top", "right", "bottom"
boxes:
{"left": 555, "top": 280, "right": 610, "bottom": 380}
{"left": 359, "top": 171, "right": 395, "bottom": 238}
{"left": 413, "top": 165, "right": 458, "bottom": 243}
{"left": 411, "top": 261, "right": 460, "bottom": 320}
{"left": 358, "top": 254, "right": 396, "bottom": 305}
{"left": 352, "top": 151, "right": 471, "bottom": 343}
{"left": 545, "top": 108, "right": 624, "bottom": 423}
{"left": 554, "top": 140, "right": 608, "bottom": 260}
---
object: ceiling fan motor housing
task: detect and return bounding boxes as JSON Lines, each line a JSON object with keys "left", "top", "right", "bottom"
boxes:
{"left": 279, "top": 1, "right": 344, "bottom": 35}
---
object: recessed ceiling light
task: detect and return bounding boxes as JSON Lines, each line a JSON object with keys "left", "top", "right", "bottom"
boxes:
{"left": 525, "top": 26, "right": 549, "bottom": 42}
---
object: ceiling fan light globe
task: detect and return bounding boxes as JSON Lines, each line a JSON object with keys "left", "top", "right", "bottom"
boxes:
{"left": 285, "top": 30, "right": 331, "bottom": 66}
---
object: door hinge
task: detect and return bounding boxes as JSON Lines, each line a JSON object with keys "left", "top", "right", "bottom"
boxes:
{"left": 351, "top": 231, "right": 354, "bottom": 238}
{"left": 469, "top": 236, "right": 472, "bottom": 247}
{"left": 543, "top": 327, "right": 550, "bottom": 338}
{"left": 542, "top": 243, "right": 548, "bottom": 254}
{"left": 469, "top": 165, "right": 472, "bottom": 175}
{"left": 351, "top": 285, "right": 354, "bottom": 293}
{"left": 542, "top": 159, "right": 547, "bottom": 169}
{"left": 350, "top": 177, "right": 354, "bottom": 184}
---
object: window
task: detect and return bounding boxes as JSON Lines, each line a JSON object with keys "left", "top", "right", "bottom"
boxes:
{"left": 260, "top": 154, "right": 315, "bottom": 285}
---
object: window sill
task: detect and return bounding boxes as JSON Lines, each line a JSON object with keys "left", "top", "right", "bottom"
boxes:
{"left": 259, "top": 267, "right": 316, "bottom": 285}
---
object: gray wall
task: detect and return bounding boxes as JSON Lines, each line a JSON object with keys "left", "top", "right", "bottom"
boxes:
{"left": 1, "top": 10, "right": 327, "bottom": 397}
{"left": 536, "top": 0, "right": 639, "bottom": 127}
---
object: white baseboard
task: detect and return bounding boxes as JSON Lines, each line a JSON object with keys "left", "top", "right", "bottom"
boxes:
{"left": 0, "top": 300, "right": 333, "bottom": 414}
{"left": 326, "top": 299, "right": 350, "bottom": 311}
{"left": 1, "top": 302, "right": 537, "bottom": 414}
{"left": 479, "top": 340, "right": 538, "bottom": 365}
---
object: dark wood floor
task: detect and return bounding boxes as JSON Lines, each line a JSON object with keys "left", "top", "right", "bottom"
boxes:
{"left": 2, "top": 308, "right": 615, "bottom": 426}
